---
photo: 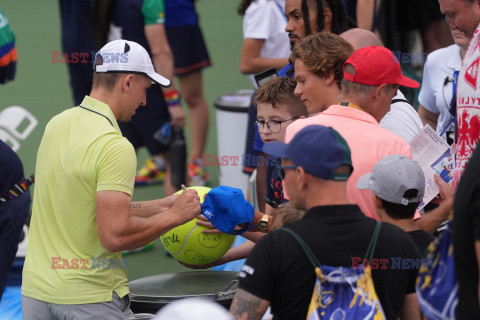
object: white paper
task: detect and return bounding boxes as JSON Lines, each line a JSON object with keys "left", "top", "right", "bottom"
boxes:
{"left": 409, "top": 125, "right": 453, "bottom": 209}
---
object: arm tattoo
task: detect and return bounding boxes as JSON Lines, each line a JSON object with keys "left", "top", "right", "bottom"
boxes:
{"left": 130, "top": 202, "right": 141, "bottom": 208}
{"left": 230, "top": 289, "right": 267, "bottom": 320}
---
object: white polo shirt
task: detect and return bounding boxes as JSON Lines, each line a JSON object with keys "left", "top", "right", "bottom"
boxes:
{"left": 243, "top": 0, "right": 290, "bottom": 87}
{"left": 418, "top": 44, "right": 462, "bottom": 135}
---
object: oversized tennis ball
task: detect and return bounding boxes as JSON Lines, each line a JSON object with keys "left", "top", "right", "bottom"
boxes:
{"left": 160, "top": 186, "right": 235, "bottom": 265}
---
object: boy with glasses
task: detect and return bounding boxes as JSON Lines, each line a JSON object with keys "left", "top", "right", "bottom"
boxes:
{"left": 253, "top": 76, "right": 307, "bottom": 215}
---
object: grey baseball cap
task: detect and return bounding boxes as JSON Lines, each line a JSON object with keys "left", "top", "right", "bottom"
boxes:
{"left": 357, "top": 154, "right": 425, "bottom": 205}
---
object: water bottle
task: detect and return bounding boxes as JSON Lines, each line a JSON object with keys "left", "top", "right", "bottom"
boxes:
{"left": 169, "top": 127, "right": 186, "bottom": 187}
{"left": 153, "top": 122, "right": 173, "bottom": 147}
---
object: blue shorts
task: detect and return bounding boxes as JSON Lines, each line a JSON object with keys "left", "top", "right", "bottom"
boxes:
{"left": 118, "top": 87, "right": 170, "bottom": 155}
{"left": 166, "top": 24, "right": 211, "bottom": 75}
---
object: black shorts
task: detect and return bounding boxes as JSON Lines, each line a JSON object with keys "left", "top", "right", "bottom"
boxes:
{"left": 118, "top": 87, "right": 170, "bottom": 155}
{"left": 166, "top": 24, "right": 211, "bottom": 75}
{"left": 67, "top": 60, "right": 93, "bottom": 106}
{"left": 397, "top": 0, "right": 443, "bottom": 32}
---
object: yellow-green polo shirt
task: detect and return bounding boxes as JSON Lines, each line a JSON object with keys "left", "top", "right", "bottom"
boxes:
{"left": 22, "top": 96, "right": 137, "bottom": 304}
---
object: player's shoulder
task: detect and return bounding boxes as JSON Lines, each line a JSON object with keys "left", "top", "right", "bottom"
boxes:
{"left": 44, "top": 107, "right": 80, "bottom": 132}
{"left": 97, "top": 131, "right": 133, "bottom": 152}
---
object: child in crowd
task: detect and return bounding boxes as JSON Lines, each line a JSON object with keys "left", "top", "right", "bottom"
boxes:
{"left": 357, "top": 154, "right": 435, "bottom": 254}
{"left": 253, "top": 76, "right": 308, "bottom": 215}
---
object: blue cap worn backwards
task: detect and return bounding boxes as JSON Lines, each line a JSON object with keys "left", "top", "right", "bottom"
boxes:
{"left": 262, "top": 125, "right": 353, "bottom": 181}
{"left": 201, "top": 186, "right": 255, "bottom": 235}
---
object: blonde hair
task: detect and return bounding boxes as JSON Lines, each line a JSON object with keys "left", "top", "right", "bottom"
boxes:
{"left": 271, "top": 202, "right": 305, "bottom": 231}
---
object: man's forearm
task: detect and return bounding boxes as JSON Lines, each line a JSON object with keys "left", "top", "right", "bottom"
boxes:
{"left": 114, "top": 207, "right": 185, "bottom": 251}
{"left": 130, "top": 195, "right": 177, "bottom": 218}
{"left": 130, "top": 200, "right": 164, "bottom": 218}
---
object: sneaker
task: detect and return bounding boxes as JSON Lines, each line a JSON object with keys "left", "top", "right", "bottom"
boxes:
{"left": 188, "top": 158, "right": 208, "bottom": 186}
{"left": 135, "top": 158, "right": 167, "bottom": 186}
{"left": 122, "top": 242, "right": 155, "bottom": 256}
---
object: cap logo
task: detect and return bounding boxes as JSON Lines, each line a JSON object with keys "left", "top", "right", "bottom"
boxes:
{"left": 203, "top": 209, "right": 214, "bottom": 219}
{"left": 124, "top": 43, "right": 130, "bottom": 53}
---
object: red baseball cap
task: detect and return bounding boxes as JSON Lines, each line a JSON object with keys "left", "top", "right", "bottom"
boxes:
{"left": 343, "top": 46, "right": 420, "bottom": 88}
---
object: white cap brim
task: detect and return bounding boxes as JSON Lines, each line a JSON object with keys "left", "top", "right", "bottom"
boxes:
{"left": 95, "top": 40, "right": 172, "bottom": 88}
{"left": 147, "top": 72, "right": 171, "bottom": 88}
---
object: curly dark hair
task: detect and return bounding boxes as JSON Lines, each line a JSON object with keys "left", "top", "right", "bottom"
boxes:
{"left": 301, "top": 0, "right": 356, "bottom": 35}
{"left": 238, "top": 0, "right": 255, "bottom": 15}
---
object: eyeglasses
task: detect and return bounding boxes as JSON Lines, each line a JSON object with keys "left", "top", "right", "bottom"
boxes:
{"left": 254, "top": 117, "right": 299, "bottom": 133}
{"left": 277, "top": 165, "right": 298, "bottom": 179}
{"left": 444, "top": 14, "right": 455, "bottom": 25}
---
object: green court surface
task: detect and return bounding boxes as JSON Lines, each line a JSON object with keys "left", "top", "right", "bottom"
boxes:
{"left": 1, "top": 1, "right": 251, "bottom": 280}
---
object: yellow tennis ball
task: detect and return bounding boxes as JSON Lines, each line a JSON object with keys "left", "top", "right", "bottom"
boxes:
{"left": 160, "top": 186, "right": 235, "bottom": 265}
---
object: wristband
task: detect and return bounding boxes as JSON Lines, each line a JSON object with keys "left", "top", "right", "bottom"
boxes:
{"left": 164, "top": 89, "right": 181, "bottom": 108}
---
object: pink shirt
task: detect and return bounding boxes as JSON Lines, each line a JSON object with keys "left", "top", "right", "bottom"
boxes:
{"left": 285, "top": 105, "right": 412, "bottom": 220}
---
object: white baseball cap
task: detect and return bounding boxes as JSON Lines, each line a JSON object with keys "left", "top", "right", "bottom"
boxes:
{"left": 357, "top": 154, "right": 425, "bottom": 205}
{"left": 153, "top": 297, "right": 234, "bottom": 320}
{"left": 94, "top": 39, "right": 171, "bottom": 87}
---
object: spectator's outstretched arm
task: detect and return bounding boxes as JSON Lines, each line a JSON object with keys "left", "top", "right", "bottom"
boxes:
{"left": 180, "top": 240, "right": 256, "bottom": 270}
{"left": 230, "top": 288, "right": 270, "bottom": 320}
{"left": 399, "top": 293, "right": 421, "bottom": 320}
{"left": 197, "top": 209, "right": 269, "bottom": 243}
{"left": 415, "top": 174, "right": 454, "bottom": 232}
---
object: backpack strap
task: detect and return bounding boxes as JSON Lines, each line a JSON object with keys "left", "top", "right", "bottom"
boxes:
{"left": 364, "top": 221, "right": 382, "bottom": 263}
{"left": 391, "top": 98, "right": 411, "bottom": 105}
{"left": 282, "top": 228, "right": 319, "bottom": 268}
{"left": 283, "top": 221, "right": 381, "bottom": 267}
